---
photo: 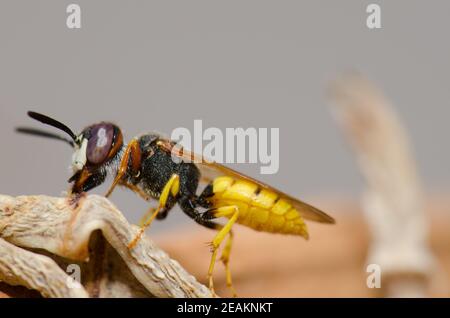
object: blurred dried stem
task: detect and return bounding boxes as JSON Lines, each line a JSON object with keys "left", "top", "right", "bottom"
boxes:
{"left": 330, "top": 74, "right": 438, "bottom": 297}
{"left": 0, "top": 194, "right": 213, "bottom": 298}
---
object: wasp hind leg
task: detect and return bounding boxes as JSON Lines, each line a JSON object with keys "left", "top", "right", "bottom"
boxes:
{"left": 178, "top": 198, "right": 237, "bottom": 297}
{"left": 220, "top": 230, "right": 236, "bottom": 297}
{"left": 128, "top": 174, "right": 180, "bottom": 249}
{"left": 203, "top": 205, "right": 239, "bottom": 297}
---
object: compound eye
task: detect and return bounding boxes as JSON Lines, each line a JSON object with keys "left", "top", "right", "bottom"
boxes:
{"left": 86, "top": 124, "right": 114, "bottom": 164}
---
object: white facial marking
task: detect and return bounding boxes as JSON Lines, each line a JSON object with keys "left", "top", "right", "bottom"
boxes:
{"left": 72, "top": 138, "right": 88, "bottom": 171}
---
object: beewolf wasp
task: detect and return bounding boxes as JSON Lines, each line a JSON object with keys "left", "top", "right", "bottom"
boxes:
{"left": 17, "top": 111, "right": 335, "bottom": 296}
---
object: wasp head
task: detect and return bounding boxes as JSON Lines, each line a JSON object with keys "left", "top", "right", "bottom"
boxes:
{"left": 72, "top": 122, "right": 123, "bottom": 172}
{"left": 17, "top": 111, "right": 124, "bottom": 194}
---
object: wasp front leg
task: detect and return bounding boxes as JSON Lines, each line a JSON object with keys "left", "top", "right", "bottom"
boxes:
{"left": 203, "top": 205, "right": 239, "bottom": 296}
{"left": 69, "top": 167, "right": 107, "bottom": 194}
{"left": 127, "top": 174, "right": 180, "bottom": 249}
{"left": 119, "top": 180, "right": 152, "bottom": 201}
{"left": 105, "top": 138, "right": 141, "bottom": 198}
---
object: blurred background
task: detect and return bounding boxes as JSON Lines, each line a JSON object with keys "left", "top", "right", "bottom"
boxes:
{"left": 0, "top": 1, "right": 449, "bottom": 297}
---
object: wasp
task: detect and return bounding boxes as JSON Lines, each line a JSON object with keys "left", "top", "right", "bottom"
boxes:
{"left": 17, "top": 111, "right": 335, "bottom": 296}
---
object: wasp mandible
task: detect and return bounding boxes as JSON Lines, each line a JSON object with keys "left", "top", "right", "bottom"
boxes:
{"left": 17, "top": 111, "right": 335, "bottom": 296}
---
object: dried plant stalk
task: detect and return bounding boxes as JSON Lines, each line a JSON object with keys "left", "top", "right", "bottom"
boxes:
{"left": 330, "top": 74, "right": 436, "bottom": 297}
{"left": 0, "top": 194, "right": 213, "bottom": 298}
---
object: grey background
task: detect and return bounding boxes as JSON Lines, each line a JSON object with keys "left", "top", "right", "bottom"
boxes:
{"left": 1, "top": 1, "right": 449, "bottom": 231}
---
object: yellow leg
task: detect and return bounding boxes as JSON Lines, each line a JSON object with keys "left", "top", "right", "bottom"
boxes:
{"left": 128, "top": 174, "right": 180, "bottom": 249}
{"left": 220, "top": 231, "right": 237, "bottom": 297}
{"left": 207, "top": 205, "right": 239, "bottom": 295}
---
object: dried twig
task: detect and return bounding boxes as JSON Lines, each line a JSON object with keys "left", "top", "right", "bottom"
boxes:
{"left": 330, "top": 74, "right": 436, "bottom": 297}
{"left": 0, "top": 194, "right": 213, "bottom": 298}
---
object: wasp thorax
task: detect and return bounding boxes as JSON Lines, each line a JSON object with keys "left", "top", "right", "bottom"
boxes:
{"left": 86, "top": 123, "right": 115, "bottom": 165}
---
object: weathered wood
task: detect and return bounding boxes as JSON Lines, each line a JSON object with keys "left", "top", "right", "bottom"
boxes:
{"left": 0, "top": 194, "right": 213, "bottom": 298}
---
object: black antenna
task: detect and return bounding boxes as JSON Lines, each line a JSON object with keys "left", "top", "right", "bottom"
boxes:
{"left": 26, "top": 111, "right": 78, "bottom": 143}
{"left": 15, "top": 127, "right": 75, "bottom": 147}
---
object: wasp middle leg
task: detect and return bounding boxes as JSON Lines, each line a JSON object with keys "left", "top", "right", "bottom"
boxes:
{"left": 128, "top": 174, "right": 180, "bottom": 249}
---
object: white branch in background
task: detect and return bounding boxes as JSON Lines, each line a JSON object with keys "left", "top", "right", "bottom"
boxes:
{"left": 330, "top": 74, "right": 436, "bottom": 297}
{"left": 0, "top": 194, "right": 213, "bottom": 298}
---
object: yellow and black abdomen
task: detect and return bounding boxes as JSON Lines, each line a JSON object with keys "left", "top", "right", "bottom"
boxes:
{"left": 210, "top": 176, "right": 309, "bottom": 239}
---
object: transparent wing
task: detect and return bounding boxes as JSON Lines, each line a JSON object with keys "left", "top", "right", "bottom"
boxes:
{"left": 157, "top": 140, "right": 335, "bottom": 224}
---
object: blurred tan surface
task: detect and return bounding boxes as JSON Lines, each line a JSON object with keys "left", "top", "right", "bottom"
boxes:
{"left": 156, "top": 198, "right": 450, "bottom": 298}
